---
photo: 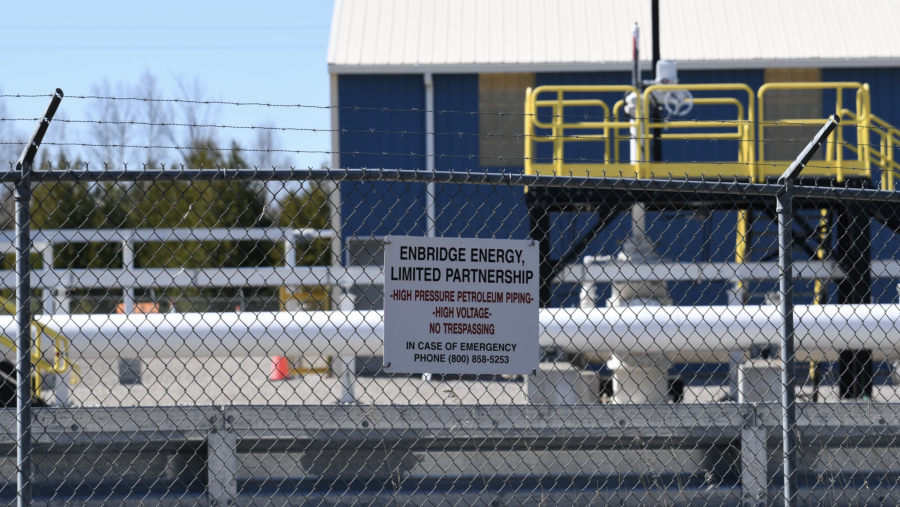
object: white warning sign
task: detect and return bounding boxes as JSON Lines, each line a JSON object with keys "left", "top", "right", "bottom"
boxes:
{"left": 383, "top": 235, "right": 539, "bottom": 375}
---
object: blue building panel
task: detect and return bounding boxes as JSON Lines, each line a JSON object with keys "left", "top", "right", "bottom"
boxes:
{"left": 823, "top": 67, "right": 900, "bottom": 127}
{"left": 432, "top": 74, "right": 528, "bottom": 240}
{"left": 337, "top": 69, "right": 900, "bottom": 305}
{"left": 338, "top": 75, "right": 427, "bottom": 246}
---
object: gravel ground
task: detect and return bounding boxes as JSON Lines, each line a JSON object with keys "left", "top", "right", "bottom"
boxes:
{"left": 45, "top": 356, "right": 898, "bottom": 407}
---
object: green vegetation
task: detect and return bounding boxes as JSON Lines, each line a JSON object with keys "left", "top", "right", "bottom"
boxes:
{"left": 23, "top": 142, "right": 332, "bottom": 313}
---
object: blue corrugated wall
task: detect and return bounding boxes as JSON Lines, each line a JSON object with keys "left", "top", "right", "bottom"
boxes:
{"left": 338, "top": 74, "right": 427, "bottom": 261}
{"left": 433, "top": 74, "right": 528, "bottom": 240}
{"left": 338, "top": 68, "right": 900, "bottom": 305}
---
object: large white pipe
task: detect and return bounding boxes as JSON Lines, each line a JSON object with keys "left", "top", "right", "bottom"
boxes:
{"left": 4, "top": 304, "right": 899, "bottom": 361}
{"left": 424, "top": 72, "right": 437, "bottom": 238}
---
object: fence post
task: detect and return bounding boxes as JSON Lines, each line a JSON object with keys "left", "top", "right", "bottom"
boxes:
{"left": 14, "top": 161, "right": 32, "bottom": 507}
{"left": 776, "top": 177, "right": 797, "bottom": 507}
{"left": 776, "top": 115, "right": 839, "bottom": 507}
{"left": 13, "top": 88, "right": 64, "bottom": 507}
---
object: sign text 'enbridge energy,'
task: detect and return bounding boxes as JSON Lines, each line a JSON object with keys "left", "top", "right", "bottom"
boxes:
{"left": 383, "top": 236, "right": 539, "bottom": 375}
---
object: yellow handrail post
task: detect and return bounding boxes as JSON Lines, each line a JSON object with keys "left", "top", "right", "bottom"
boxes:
{"left": 814, "top": 209, "right": 829, "bottom": 305}
{"left": 524, "top": 87, "right": 533, "bottom": 176}
{"left": 832, "top": 87, "right": 842, "bottom": 161}
{"left": 613, "top": 100, "right": 624, "bottom": 164}
{"left": 864, "top": 85, "right": 872, "bottom": 170}
{"left": 735, "top": 209, "right": 750, "bottom": 302}
{"left": 554, "top": 90, "right": 564, "bottom": 175}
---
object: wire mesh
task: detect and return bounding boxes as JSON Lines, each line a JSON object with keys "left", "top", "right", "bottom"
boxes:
{"left": 0, "top": 88, "right": 898, "bottom": 506}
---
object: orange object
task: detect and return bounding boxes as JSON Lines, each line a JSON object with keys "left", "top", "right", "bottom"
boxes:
{"left": 116, "top": 302, "right": 160, "bottom": 314}
{"left": 270, "top": 356, "right": 291, "bottom": 381}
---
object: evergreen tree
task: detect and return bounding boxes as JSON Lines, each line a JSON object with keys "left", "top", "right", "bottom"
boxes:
{"left": 274, "top": 182, "right": 331, "bottom": 266}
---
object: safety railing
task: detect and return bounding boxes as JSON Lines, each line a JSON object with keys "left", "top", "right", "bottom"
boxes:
{"left": 642, "top": 83, "right": 756, "bottom": 179}
{"left": 0, "top": 320, "right": 78, "bottom": 403}
{"left": 862, "top": 113, "right": 900, "bottom": 189}
{"left": 525, "top": 82, "right": 881, "bottom": 184}
{"left": 758, "top": 81, "right": 871, "bottom": 182}
{"left": 524, "top": 84, "right": 640, "bottom": 177}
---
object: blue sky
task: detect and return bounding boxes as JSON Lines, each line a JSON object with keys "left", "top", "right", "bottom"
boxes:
{"left": 0, "top": 1, "right": 335, "bottom": 169}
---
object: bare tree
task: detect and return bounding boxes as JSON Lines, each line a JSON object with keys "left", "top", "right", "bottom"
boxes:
{"left": 0, "top": 94, "right": 22, "bottom": 168}
{"left": 133, "top": 71, "right": 174, "bottom": 168}
{"left": 169, "top": 76, "right": 222, "bottom": 162}
{"left": 0, "top": 93, "right": 24, "bottom": 228}
{"left": 251, "top": 122, "right": 296, "bottom": 209}
{"left": 86, "top": 79, "right": 135, "bottom": 166}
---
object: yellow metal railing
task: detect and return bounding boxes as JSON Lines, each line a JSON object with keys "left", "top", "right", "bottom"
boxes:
{"left": 757, "top": 81, "right": 872, "bottom": 182}
{"left": 642, "top": 83, "right": 756, "bottom": 180}
{"left": 524, "top": 84, "right": 640, "bottom": 178}
{"left": 524, "top": 82, "right": 878, "bottom": 182}
{"left": 0, "top": 319, "right": 79, "bottom": 400}
{"left": 525, "top": 83, "right": 758, "bottom": 179}
{"left": 525, "top": 81, "right": 892, "bottom": 303}
{"left": 869, "top": 113, "right": 900, "bottom": 189}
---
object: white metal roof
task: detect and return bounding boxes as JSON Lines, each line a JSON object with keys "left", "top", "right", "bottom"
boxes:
{"left": 328, "top": 0, "right": 900, "bottom": 73}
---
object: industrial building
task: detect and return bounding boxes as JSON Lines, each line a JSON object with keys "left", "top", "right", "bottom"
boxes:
{"left": 327, "top": 0, "right": 900, "bottom": 398}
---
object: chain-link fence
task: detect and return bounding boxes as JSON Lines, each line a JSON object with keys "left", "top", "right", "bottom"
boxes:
{"left": 2, "top": 90, "right": 900, "bottom": 507}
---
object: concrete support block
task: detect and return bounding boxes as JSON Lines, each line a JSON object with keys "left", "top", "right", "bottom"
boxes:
{"left": 207, "top": 426, "right": 237, "bottom": 506}
{"left": 607, "top": 354, "right": 671, "bottom": 404}
{"left": 526, "top": 362, "right": 596, "bottom": 404}
{"left": 728, "top": 350, "right": 746, "bottom": 400}
{"left": 741, "top": 425, "right": 768, "bottom": 507}
{"left": 738, "top": 359, "right": 782, "bottom": 403}
{"left": 333, "top": 355, "right": 358, "bottom": 404}
{"left": 47, "top": 368, "right": 73, "bottom": 407}
{"left": 118, "top": 357, "right": 142, "bottom": 385}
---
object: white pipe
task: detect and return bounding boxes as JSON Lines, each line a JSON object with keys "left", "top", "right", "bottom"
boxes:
{"left": 41, "top": 245, "right": 54, "bottom": 315}
{"left": 282, "top": 230, "right": 301, "bottom": 311}
{"left": 424, "top": 72, "right": 437, "bottom": 238}
{"left": 5, "top": 304, "right": 900, "bottom": 361}
{"left": 122, "top": 239, "right": 134, "bottom": 314}
{"left": 329, "top": 73, "right": 344, "bottom": 310}
{"left": 632, "top": 203, "right": 646, "bottom": 241}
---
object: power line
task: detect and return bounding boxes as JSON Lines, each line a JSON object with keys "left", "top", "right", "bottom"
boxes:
{"left": 0, "top": 25, "right": 330, "bottom": 30}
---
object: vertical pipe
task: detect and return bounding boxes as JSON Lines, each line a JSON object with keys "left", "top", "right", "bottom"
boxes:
{"left": 424, "top": 73, "right": 436, "bottom": 238}
{"left": 631, "top": 203, "right": 646, "bottom": 245}
{"left": 328, "top": 74, "right": 343, "bottom": 311}
{"left": 15, "top": 168, "right": 32, "bottom": 507}
{"left": 630, "top": 23, "right": 641, "bottom": 173}
{"left": 40, "top": 245, "right": 53, "bottom": 315}
{"left": 650, "top": 0, "right": 662, "bottom": 164}
{"left": 632, "top": 23, "right": 640, "bottom": 90}
{"left": 122, "top": 239, "right": 134, "bottom": 314}
{"left": 283, "top": 230, "right": 298, "bottom": 311}
{"left": 628, "top": 24, "right": 647, "bottom": 263}
{"left": 777, "top": 178, "right": 797, "bottom": 507}
{"left": 651, "top": 0, "right": 659, "bottom": 69}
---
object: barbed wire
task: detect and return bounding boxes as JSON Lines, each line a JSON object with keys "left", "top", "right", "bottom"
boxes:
{"left": 0, "top": 143, "right": 891, "bottom": 176}
{"left": 1, "top": 123, "right": 898, "bottom": 155}
{"left": 4, "top": 93, "right": 895, "bottom": 133}
{"left": 9, "top": 117, "right": 893, "bottom": 141}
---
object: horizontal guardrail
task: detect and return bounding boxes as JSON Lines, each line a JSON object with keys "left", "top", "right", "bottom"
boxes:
{"left": 2, "top": 403, "right": 898, "bottom": 506}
